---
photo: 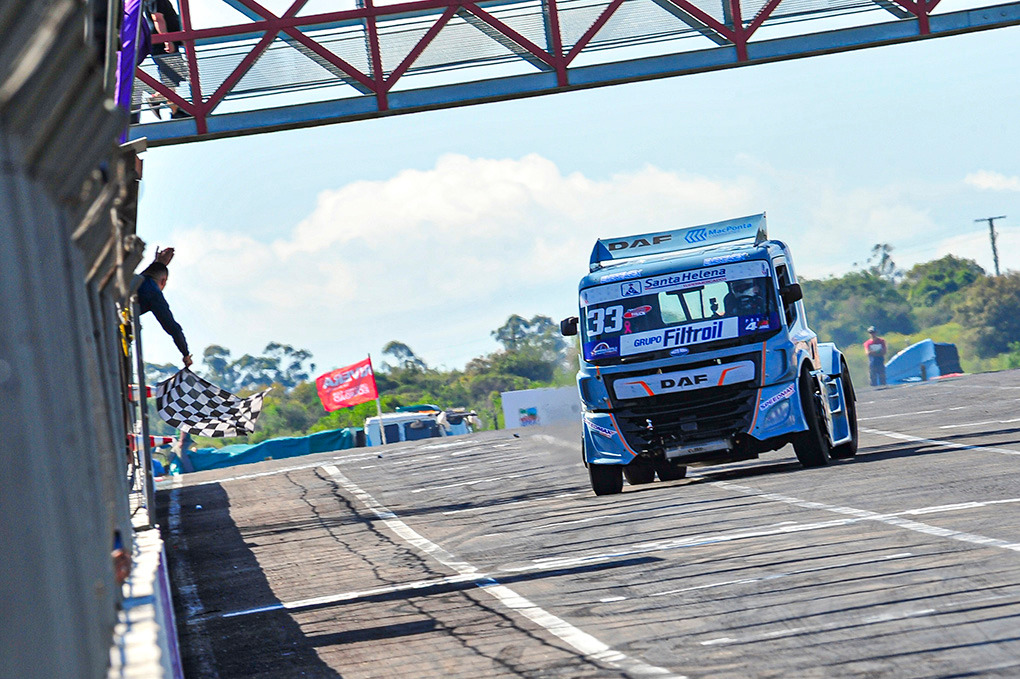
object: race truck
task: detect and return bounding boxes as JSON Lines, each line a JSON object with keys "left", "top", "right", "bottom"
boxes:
{"left": 560, "top": 213, "right": 858, "bottom": 495}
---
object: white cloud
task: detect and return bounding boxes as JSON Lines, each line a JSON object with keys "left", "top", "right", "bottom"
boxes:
{"left": 147, "top": 154, "right": 756, "bottom": 369}
{"left": 965, "top": 170, "right": 1020, "bottom": 192}
{"left": 142, "top": 153, "right": 1014, "bottom": 371}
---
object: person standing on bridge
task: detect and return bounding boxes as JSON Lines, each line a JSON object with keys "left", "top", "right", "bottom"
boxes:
{"left": 137, "top": 247, "right": 193, "bottom": 368}
{"left": 864, "top": 325, "right": 887, "bottom": 387}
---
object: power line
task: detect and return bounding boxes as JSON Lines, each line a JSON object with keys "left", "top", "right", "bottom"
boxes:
{"left": 975, "top": 216, "right": 1007, "bottom": 276}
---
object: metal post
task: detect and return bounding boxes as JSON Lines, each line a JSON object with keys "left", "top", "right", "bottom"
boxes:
{"left": 130, "top": 299, "right": 156, "bottom": 527}
{"left": 975, "top": 216, "right": 1006, "bottom": 276}
{"left": 369, "top": 353, "right": 387, "bottom": 445}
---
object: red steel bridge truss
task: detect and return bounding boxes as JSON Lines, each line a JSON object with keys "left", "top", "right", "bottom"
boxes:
{"left": 131, "top": 0, "right": 1020, "bottom": 144}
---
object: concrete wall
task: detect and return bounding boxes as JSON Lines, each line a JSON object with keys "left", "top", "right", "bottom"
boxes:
{"left": 0, "top": 2, "right": 144, "bottom": 677}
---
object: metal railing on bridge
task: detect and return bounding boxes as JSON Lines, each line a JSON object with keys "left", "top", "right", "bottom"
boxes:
{"left": 130, "top": 0, "right": 1020, "bottom": 144}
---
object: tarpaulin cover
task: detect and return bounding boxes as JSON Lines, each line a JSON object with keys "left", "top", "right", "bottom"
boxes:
{"left": 171, "top": 427, "right": 359, "bottom": 474}
{"left": 884, "top": 339, "right": 962, "bottom": 385}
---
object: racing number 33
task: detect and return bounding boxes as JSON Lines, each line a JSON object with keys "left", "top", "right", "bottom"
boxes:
{"left": 587, "top": 305, "right": 624, "bottom": 336}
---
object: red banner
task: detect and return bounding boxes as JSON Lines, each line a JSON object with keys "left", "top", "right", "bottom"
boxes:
{"left": 315, "top": 357, "right": 378, "bottom": 412}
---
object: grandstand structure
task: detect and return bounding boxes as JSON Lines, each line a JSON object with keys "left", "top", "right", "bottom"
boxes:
{"left": 130, "top": 0, "right": 1020, "bottom": 145}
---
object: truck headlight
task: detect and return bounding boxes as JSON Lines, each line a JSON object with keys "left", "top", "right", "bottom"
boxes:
{"left": 762, "top": 398, "right": 791, "bottom": 429}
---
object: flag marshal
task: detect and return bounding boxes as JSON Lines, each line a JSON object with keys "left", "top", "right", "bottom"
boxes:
{"left": 316, "top": 357, "right": 378, "bottom": 411}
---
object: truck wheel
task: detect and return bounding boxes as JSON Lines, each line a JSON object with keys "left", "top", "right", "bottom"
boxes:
{"left": 654, "top": 458, "right": 688, "bottom": 481}
{"left": 831, "top": 364, "right": 858, "bottom": 460}
{"left": 623, "top": 461, "right": 655, "bottom": 485}
{"left": 793, "top": 369, "right": 831, "bottom": 467}
{"left": 589, "top": 464, "right": 624, "bottom": 495}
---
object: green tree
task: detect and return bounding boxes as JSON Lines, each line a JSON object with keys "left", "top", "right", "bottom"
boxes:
{"left": 202, "top": 345, "right": 235, "bottom": 389}
{"left": 492, "top": 314, "right": 531, "bottom": 351}
{"left": 866, "top": 243, "right": 901, "bottom": 282}
{"left": 801, "top": 271, "right": 915, "bottom": 347}
{"left": 953, "top": 272, "right": 1020, "bottom": 357}
{"left": 902, "top": 255, "right": 986, "bottom": 307}
{"left": 381, "top": 341, "right": 427, "bottom": 372}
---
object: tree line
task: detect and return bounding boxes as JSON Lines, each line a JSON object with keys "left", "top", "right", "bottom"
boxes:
{"left": 802, "top": 245, "right": 1020, "bottom": 381}
{"left": 147, "top": 249, "right": 1020, "bottom": 446}
{"left": 146, "top": 314, "right": 576, "bottom": 446}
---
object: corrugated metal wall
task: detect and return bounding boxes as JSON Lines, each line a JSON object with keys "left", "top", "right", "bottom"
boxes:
{"left": 1, "top": 1, "right": 147, "bottom": 677}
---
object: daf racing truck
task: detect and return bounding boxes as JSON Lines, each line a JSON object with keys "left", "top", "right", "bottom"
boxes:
{"left": 561, "top": 213, "right": 858, "bottom": 495}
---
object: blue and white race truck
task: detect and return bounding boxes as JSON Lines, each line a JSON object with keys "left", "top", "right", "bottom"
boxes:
{"left": 561, "top": 214, "right": 858, "bottom": 495}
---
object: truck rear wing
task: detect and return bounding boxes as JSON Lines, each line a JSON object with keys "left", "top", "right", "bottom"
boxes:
{"left": 589, "top": 213, "right": 767, "bottom": 271}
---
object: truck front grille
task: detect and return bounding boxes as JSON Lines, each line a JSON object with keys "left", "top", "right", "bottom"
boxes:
{"left": 609, "top": 383, "right": 758, "bottom": 452}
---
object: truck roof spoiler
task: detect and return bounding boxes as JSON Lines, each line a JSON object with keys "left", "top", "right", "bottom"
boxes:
{"left": 589, "top": 213, "right": 767, "bottom": 271}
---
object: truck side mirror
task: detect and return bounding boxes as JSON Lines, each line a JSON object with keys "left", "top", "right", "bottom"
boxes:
{"left": 781, "top": 283, "right": 803, "bottom": 305}
{"left": 560, "top": 316, "right": 579, "bottom": 336}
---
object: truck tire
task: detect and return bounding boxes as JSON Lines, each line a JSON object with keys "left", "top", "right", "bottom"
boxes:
{"left": 831, "top": 364, "right": 858, "bottom": 460}
{"left": 623, "top": 461, "right": 655, "bottom": 485}
{"left": 654, "top": 458, "right": 688, "bottom": 481}
{"left": 793, "top": 369, "right": 831, "bottom": 467}
{"left": 589, "top": 464, "right": 624, "bottom": 495}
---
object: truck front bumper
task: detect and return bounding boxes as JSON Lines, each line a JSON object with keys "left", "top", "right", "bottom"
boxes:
{"left": 582, "top": 379, "right": 809, "bottom": 465}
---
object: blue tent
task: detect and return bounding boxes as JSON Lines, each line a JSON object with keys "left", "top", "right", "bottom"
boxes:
{"left": 884, "top": 339, "right": 963, "bottom": 384}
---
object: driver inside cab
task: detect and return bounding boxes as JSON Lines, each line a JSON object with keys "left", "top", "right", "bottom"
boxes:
{"left": 725, "top": 278, "right": 766, "bottom": 316}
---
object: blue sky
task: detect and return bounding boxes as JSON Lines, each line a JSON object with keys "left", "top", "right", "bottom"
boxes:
{"left": 136, "top": 22, "right": 1020, "bottom": 374}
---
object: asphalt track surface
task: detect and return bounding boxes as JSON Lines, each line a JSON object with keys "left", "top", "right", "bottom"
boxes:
{"left": 157, "top": 369, "right": 1020, "bottom": 678}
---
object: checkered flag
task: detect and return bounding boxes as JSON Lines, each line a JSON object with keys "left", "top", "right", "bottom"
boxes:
{"left": 155, "top": 370, "right": 270, "bottom": 437}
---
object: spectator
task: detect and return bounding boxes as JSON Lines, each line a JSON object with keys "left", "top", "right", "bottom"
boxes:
{"left": 138, "top": 247, "right": 193, "bottom": 368}
{"left": 864, "top": 325, "right": 887, "bottom": 386}
{"left": 145, "top": 0, "right": 191, "bottom": 119}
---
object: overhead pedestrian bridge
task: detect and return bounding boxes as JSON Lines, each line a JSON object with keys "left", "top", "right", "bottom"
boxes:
{"left": 129, "top": 0, "right": 1020, "bottom": 145}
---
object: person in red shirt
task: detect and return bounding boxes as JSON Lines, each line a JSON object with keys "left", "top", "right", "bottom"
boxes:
{"left": 864, "top": 325, "right": 887, "bottom": 386}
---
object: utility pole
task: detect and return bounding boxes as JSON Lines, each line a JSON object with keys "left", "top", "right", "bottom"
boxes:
{"left": 975, "top": 215, "right": 1006, "bottom": 276}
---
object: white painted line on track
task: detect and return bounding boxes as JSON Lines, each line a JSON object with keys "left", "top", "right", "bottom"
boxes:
{"left": 647, "top": 552, "right": 914, "bottom": 599}
{"left": 858, "top": 409, "right": 942, "bottom": 421}
{"left": 411, "top": 474, "right": 522, "bottom": 493}
{"left": 321, "top": 464, "right": 683, "bottom": 678}
{"left": 166, "top": 445, "right": 431, "bottom": 487}
{"left": 539, "top": 516, "right": 601, "bottom": 529}
{"left": 168, "top": 489, "right": 220, "bottom": 678}
{"left": 533, "top": 434, "right": 583, "bottom": 452}
{"left": 939, "top": 417, "right": 1020, "bottom": 429}
{"left": 861, "top": 426, "right": 1020, "bottom": 456}
{"left": 699, "top": 604, "right": 941, "bottom": 646}
{"left": 420, "top": 439, "right": 475, "bottom": 451}
{"left": 503, "top": 490, "right": 1020, "bottom": 578}
{"left": 442, "top": 498, "right": 536, "bottom": 515}
{"left": 710, "top": 481, "right": 1020, "bottom": 553}
{"left": 212, "top": 572, "right": 485, "bottom": 621}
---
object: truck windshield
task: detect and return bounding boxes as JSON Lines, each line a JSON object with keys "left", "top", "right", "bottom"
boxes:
{"left": 580, "top": 260, "right": 780, "bottom": 362}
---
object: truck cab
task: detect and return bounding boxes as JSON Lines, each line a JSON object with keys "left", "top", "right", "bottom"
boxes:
{"left": 562, "top": 214, "right": 858, "bottom": 495}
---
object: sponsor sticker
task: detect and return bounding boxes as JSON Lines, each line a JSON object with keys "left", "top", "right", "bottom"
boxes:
{"left": 582, "top": 261, "right": 770, "bottom": 305}
{"left": 620, "top": 281, "right": 643, "bottom": 297}
{"left": 623, "top": 305, "right": 652, "bottom": 319}
{"left": 583, "top": 338, "right": 621, "bottom": 360}
{"left": 599, "top": 269, "right": 642, "bottom": 283}
{"left": 759, "top": 384, "right": 796, "bottom": 411}
{"left": 739, "top": 314, "right": 778, "bottom": 334}
{"left": 670, "top": 347, "right": 690, "bottom": 356}
{"left": 704, "top": 252, "right": 750, "bottom": 266}
{"left": 620, "top": 317, "right": 739, "bottom": 356}
{"left": 587, "top": 421, "right": 616, "bottom": 438}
